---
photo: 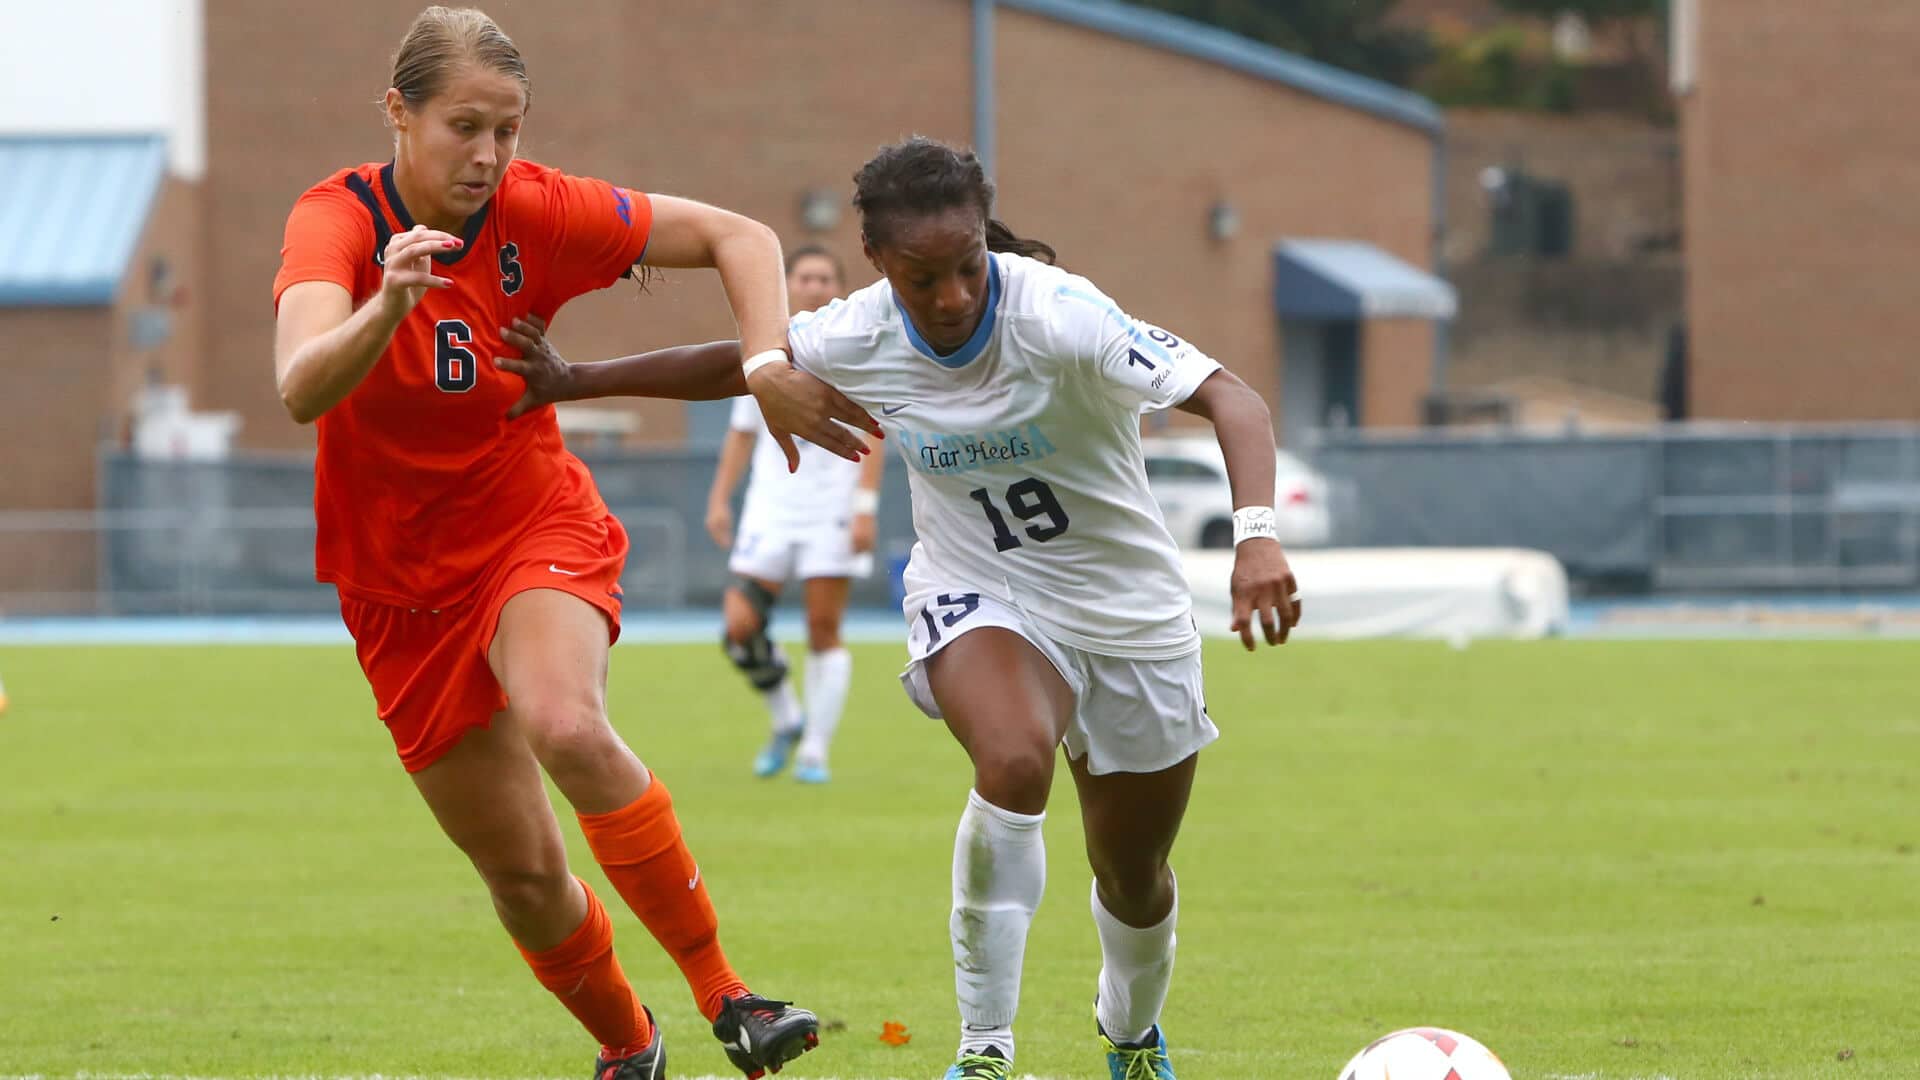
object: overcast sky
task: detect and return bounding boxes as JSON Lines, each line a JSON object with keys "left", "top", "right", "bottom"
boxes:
{"left": 0, "top": 0, "right": 204, "bottom": 176}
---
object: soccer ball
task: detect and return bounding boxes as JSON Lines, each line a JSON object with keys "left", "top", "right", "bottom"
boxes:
{"left": 1338, "top": 1027, "right": 1511, "bottom": 1080}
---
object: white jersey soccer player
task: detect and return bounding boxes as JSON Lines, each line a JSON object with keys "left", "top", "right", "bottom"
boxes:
{"left": 724, "top": 393, "right": 872, "bottom": 584}
{"left": 790, "top": 251, "right": 1222, "bottom": 764}
{"left": 495, "top": 137, "right": 1300, "bottom": 1080}
{"left": 707, "top": 244, "right": 883, "bottom": 786}
{"left": 787, "top": 139, "right": 1297, "bottom": 1080}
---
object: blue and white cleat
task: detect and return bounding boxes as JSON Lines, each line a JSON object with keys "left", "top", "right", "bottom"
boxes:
{"left": 753, "top": 727, "right": 802, "bottom": 778}
{"left": 943, "top": 1046, "right": 1013, "bottom": 1079}
{"left": 1099, "top": 1021, "right": 1175, "bottom": 1080}
{"left": 792, "top": 758, "right": 830, "bottom": 785}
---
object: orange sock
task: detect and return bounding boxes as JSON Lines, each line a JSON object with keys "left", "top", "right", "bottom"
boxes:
{"left": 517, "top": 879, "right": 653, "bottom": 1052}
{"left": 579, "top": 774, "right": 748, "bottom": 1021}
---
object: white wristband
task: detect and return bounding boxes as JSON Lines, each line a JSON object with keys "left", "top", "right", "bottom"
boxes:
{"left": 851, "top": 489, "right": 879, "bottom": 515}
{"left": 1232, "top": 506, "right": 1277, "bottom": 546}
{"left": 742, "top": 348, "right": 787, "bottom": 379}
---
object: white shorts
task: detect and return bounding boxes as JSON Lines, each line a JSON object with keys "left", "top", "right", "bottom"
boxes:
{"left": 729, "top": 522, "right": 874, "bottom": 583}
{"left": 899, "top": 584, "right": 1217, "bottom": 776}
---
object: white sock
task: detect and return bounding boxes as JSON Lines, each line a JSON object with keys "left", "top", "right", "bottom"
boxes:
{"left": 952, "top": 789, "right": 1046, "bottom": 1061}
{"left": 799, "top": 647, "right": 851, "bottom": 763}
{"left": 762, "top": 666, "right": 802, "bottom": 735}
{"left": 1092, "top": 874, "right": 1178, "bottom": 1046}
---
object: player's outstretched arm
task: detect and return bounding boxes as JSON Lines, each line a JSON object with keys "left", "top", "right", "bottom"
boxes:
{"left": 1177, "top": 369, "right": 1303, "bottom": 649}
{"left": 494, "top": 317, "right": 746, "bottom": 418}
{"left": 643, "top": 194, "right": 879, "bottom": 469}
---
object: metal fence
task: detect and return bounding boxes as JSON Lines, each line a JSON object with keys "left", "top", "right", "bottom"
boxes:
{"left": 1311, "top": 423, "right": 1920, "bottom": 590}
{"left": 2, "top": 425, "right": 1916, "bottom": 616}
{"left": 0, "top": 449, "right": 919, "bottom": 617}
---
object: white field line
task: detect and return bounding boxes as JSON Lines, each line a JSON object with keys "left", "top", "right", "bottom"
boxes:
{"left": 1546, "top": 1073, "right": 1683, "bottom": 1080}
{"left": 0, "top": 1073, "right": 1688, "bottom": 1080}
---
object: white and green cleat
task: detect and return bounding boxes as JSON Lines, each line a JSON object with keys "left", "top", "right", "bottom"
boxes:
{"left": 943, "top": 1045, "right": 1013, "bottom": 1080}
{"left": 1099, "top": 1020, "right": 1175, "bottom": 1080}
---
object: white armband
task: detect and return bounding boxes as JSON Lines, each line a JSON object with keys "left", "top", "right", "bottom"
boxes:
{"left": 742, "top": 348, "right": 787, "bottom": 379}
{"left": 851, "top": 489, "right": 879, "bottom": 515}
{"left": 1232, "top": 506, "right": 1277, "bottom": 546}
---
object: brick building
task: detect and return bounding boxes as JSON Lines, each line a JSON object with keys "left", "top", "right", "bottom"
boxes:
{"left": 4, "top": 0, "right": 1449, "bottom": 528}
{"left": 1676, "top": 0, "right": 1920, "bottom": 421}
{"left": 185, "top": 0, "right": 1447, "bottom": 452}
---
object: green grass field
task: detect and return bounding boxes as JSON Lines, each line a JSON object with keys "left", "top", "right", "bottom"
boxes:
{"left": 1, "top": 639, "right": 1915, "bottom": 1079}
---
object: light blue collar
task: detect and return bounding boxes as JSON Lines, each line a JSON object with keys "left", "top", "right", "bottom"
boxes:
{"left": 893, "top": 253, "right": 1002, "bottom": 369}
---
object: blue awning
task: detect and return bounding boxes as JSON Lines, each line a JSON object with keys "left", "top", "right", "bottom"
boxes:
{"left": 1274, "top": 239, "right": 1457, "bottom": 321}
{"left": 0, "top": 134, "right": 168, "bottom": 307}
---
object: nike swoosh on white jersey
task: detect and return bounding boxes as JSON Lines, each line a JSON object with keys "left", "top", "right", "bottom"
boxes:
{"left": 881, "top": 403, "right": 910, "bottom": 415}
{"left": 548, "top": 564, "right": 583, "bottom": 576}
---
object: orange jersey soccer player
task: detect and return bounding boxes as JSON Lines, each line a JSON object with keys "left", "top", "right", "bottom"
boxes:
{"left": 270, "top": 7, "right": 875, "bottom": 1079}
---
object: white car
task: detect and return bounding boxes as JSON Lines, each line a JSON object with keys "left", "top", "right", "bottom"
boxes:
{"left": 1141, "top": 436, "right": 1333, "bottom": 549}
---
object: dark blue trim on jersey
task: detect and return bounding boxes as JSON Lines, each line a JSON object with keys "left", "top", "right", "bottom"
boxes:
{"left": 343, "top": 174, "right": 394, "bottom": 266}
{"left": 624, "top": 235, "right": 651, "bottom": 280}
{"left": 380, "top": 161, "right": 489, "bottom": 266}
{"left": 894, "top": 253, "right": 1003, "bottom": 369}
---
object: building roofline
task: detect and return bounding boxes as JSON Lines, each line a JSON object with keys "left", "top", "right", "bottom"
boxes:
{"left": 997, "top": 0, "right": 1444, "bottom": 135}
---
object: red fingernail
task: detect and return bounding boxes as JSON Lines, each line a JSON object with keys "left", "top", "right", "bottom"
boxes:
{"left": 443, "top": 240, "right": 457, "bottom": 248}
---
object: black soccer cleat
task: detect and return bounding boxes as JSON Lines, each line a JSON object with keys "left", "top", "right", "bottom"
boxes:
{"left": 711, "top": 992, "right": 820, "bottom": 1078}
{"left": 594, "top": 1007, "right": 665, "bottom": 1080}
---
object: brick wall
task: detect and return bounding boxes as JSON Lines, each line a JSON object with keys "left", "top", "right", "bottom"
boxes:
{"left": 1683, "top": 0, "right": 1920, "bottom": 421}
{"left": 198, "top": 0, "right": 1438, "bottom": 449}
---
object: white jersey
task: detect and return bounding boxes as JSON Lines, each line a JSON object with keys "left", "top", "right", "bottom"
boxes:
{"left": 728, "top": 394, "right": 865, "bottom": 531}
{"left": 790, "top": 252, "right": 1221, "bottom": 659}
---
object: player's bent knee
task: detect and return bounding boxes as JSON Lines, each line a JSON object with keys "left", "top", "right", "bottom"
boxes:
{"left": 721, "top": 587, "right": 762, "bottom": 645}
{"left": 478, "top": 862, "right": 575, "bottom": 920}
{"left": 1089, "top": 852, "right": 1172, "bottom": 905}
{"left": 723, "top": 609, "right": 758, "bottom": 646}
{"left": 971, "top": 744, "right": 1056, "bottom": 807}
{"left": 520, "top": 696, "right": 615, "bottom": 767}
{"left": 723, "top": 630, "right": 788, "bottom": 690}
{"left": 805, "top": 616, "right": 841, "bottom": 653}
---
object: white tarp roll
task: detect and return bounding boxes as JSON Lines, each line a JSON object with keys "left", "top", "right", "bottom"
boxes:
{"left": 1183, "top": 547, "right": 1571, "bottom": 642}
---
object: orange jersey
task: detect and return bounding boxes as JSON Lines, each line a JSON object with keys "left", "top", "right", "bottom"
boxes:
{"left": 273, "top": 159, "right": 652, "bottom": 608}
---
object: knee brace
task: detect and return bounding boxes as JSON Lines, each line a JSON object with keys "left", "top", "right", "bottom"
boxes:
{"left": 722, "top": 577, "right": 787, "bottom": 690}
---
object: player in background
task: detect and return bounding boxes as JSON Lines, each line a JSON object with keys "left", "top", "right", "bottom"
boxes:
{"left": 269, "top": 8, "right": 872, "bottom": 1078}
{"left": 706, "top": 246, "right": 884, "bottom": 784}
{"left": 493, "top": 136, "right": 1302, "bottom": 1080}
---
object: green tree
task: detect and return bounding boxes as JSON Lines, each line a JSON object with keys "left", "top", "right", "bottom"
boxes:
{"left": 1496, "top": 0, "right": 1667, "bottom": 117}
{"left": 1128, "top": 0, "right": 1432, "bottom": 88}
{"left": 1494, "top": 0, "right": 1658, "bottom": 20}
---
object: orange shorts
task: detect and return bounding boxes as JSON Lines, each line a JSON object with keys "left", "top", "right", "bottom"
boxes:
{"left": 340, "top": 511, "right": 628, "bottom": 772}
